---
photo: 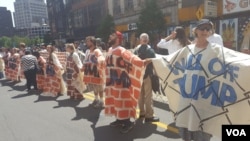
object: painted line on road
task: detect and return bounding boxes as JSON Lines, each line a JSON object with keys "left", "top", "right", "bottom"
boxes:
{"left": 83, "top": 93, "right": 179, "bottom": 134}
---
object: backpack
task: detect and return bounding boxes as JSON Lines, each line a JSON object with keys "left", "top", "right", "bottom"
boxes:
{"left": 135, "top": 45, "right": 161, "bottom": 94}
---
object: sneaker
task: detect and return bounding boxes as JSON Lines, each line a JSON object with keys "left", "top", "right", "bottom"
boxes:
{"left": 93, "top": 101, "right": 104, "bottom": 108}
{"left": 144, "top": 116, "right": 159, "bottom": 123}
{"left": 120, "top": 122, "right": 134, "bottom": 134}
{"left": 138, "top": 115, "right": 145, "bottom": 119}
{"left": 90, "top": 99, "right": 99, "bottom": 106}
{"left": 110, "top": 120, "right": 124, "bottom": 127}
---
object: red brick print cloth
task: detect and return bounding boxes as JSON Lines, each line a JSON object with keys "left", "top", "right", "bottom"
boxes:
{"left": 105, "top": 47, "right": 145, "bottom": 120}
{"left": 84, "top": 49, "right": 105, "bottom": 85}
{"left": 5, "top": 55, "right": 20, "bottom": 81}
{"left": 39, "top": 52, "right": 66, "bottom": 96}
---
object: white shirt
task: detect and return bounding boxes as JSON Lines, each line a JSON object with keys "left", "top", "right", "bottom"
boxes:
{"left": 157, "top": 39, "right": 183, "bottom": 54}
{"left": 207, "top": 33, "right": 224, "bottom": 46}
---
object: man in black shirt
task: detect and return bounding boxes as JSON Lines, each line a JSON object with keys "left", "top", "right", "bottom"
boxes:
{"left": 134, "top": 33, "right": 160, "bottom": 123}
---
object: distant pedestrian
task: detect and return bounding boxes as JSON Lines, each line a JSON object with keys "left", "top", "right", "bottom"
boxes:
{"left": 157, "top": 26, "right": 191, "bottom": 54}
{"left": 21, "top": 50, "right": 39, "bottom": 91}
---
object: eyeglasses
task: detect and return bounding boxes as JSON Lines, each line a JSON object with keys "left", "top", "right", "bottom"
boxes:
{"left": 197, "top": 26, "right": 211, "bottom": 31}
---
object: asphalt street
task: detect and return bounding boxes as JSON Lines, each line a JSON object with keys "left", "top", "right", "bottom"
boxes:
{"left": 0, "top": 79, "right": 221, "bottom": 141}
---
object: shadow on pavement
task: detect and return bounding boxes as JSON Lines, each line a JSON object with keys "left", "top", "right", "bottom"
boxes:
{"left": 34, "top": 94, "right": 60, "bottom": 103}
{"left": 72, "top": 105, "right": 103, "bottom": 126}
{"left": 93, "top": 119, "right": 180, "bottom": 141}
{"left": 11, "top": 89, "right": 40, "bottom": 99}
{"left": 53, "top": 98, "right": 83, "bottom": 108}
{"left": 0, "top": 79, "right": 22, "bottom": 87}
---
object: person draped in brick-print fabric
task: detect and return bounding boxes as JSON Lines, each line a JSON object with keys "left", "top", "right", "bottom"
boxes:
{"left": 105, "top": 31, "right": 151, "bottom": 134}
{"left": 65, "top": 43, "right": 86, "bottom": 100}
{"left": 41, "top": 45, "right": 66, "bottom": 97}
{"left": 33, "top": 51, "right": 46, "bottom": 91}
{"left": 84, "top": 36, "right": 106, "bottom": 108}
{"left": 3, "top": 48, "right": 11, "bottom": 79}
{"left": 7, "top": 48, "right": 21, "bottom": 82}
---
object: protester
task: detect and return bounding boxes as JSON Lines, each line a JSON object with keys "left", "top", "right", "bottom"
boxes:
{"left": 32, "top": 51, "right": 46, "bottom": 91}
{"left": 19, "top": 42, "right": 26, "bottom": 57}
{"left": 41, "top": 45, "right": 66, "bottom": 97}
{"left": 65, "top": 43, "right": 85, "bottom": 100}
{"left": 7, "top": 48, "right": 21, "bottom": 82}
{"left": 84, "top": 36, "right": 105, "bottom": 108}
{"left": 20, "top": 50, "right": 39, "bottom": 91}
{"left": 157, "top": 26, "right": 191, "bottom": 54}
{"left": 176, "top": 19, "right": 215, "bottom": 141}
{"left": 0, "top": 49, "right": 5, "bottom": 79}
{"left": 96, "top": 38, "right": 104, "bottom": 52}
{"left": 2, "top": 48, "right": 11, "bottom": 79}
{"left": 134, "top": 33, "right": 159, "bottom": 123}
{"left": 105, "top": 30, "right": 151, "bottom": 133}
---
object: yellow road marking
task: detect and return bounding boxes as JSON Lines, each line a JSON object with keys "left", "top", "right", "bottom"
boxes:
{"left": 83, "top": 93, "right": 179, "bottom": 134}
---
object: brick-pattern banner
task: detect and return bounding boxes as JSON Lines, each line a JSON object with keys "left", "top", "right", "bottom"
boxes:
{"left": 5, "top": 55, "right": 21, "bottom": 81}
{"left": 66, "top": 54, "right": 85, "bottom": 99}
{"left": 39, "top": 52, "right": 67, "bottom": 96}
{"left": 105, "top": 47, "right": 145, "bottom": 120}
{"left": 83, "top": 49, "right": 105, "bottom": 85}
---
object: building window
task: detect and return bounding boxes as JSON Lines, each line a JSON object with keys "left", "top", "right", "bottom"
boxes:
{"left": 124, "top": 0, "right": 133, "bottom": 11}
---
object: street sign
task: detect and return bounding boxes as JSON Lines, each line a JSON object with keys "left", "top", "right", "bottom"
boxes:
{"left": 196, "top": 7, "right": 204, "bottom": 20}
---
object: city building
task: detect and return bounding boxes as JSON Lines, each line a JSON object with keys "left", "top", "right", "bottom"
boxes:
{"left": 46, "top": 0, "right": 67, "bottom": 44}
{"left": 13, "top": 0, "right": 49, "bottom": 39}
{"left": 109, "top": 0, "right": 178, "bottom": 48}
{"left": 45, "top": 0, "right": 250, "bottom": 54}
{"left": 47, "top": 0, "right": 108, "bottom": 44}
{"left": 14, "top": 0, "right": 48, "bottom": 29}
{"left": 0, "top": 7, "right": 14, "bottom": 37}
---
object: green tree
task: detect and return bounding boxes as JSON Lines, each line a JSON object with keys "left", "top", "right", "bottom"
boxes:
{"left": 136, "top": 0, "right": 166, "bottom": 45}
{"left": 96, "top": 14, "right": 115, "bottom": 43}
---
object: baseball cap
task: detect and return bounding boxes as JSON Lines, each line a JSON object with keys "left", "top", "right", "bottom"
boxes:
{"left": 196, "top": 19, "right": 212, "bottom": 28}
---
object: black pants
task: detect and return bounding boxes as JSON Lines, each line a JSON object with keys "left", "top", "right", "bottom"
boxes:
{"left": 24, "top": 69, "right": 37, "bottom": 90}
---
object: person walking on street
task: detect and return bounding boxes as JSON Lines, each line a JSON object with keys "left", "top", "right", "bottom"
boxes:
{"left": 20, "top": 50, "right": 39, "bottom": 91}
{"left": 157, "top": 26, "right": 191, "bottom": 54}
{"left": 134, "top": 33, "right": 159, "bottom": 123}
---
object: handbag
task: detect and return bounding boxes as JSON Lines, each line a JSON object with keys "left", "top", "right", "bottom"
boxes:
{"left": 46, "top": 65, "right": 55, "bottom": 76}
{"left": 151, "top": 74, "right": 160, "bottom": 93}
{"left": 36, "top": 62, "right": 44, "bottom": 75}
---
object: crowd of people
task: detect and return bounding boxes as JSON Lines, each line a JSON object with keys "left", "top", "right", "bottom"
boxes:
{"left": 0, "top": 19, "right": 229, "bottom": 140}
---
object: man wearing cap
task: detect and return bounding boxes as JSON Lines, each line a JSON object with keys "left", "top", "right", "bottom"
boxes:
{"left": 105, "top": 30, "right": 151, "bottom": 133}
